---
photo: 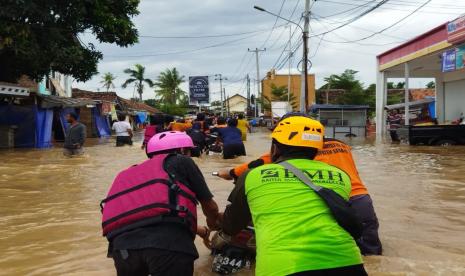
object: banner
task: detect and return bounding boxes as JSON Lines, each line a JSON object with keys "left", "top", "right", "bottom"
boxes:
{"left": 442, "top": 49, "right": 456, "bottom": 72}
{"left": 189, "top": 76, "right": 209, "bottom": 105}
{"left": 447, "top": 16, "right": 465, "bottom": 44}
{"left": 456, "top": 45, "right": 465, "bottom": 70}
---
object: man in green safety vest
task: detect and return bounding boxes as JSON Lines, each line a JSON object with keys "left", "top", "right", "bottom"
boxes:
{"left": 217, "top": 116, "right": 367, "bottom": 276}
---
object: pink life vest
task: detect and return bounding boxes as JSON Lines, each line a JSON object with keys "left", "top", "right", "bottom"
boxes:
{"left": 101, "top": 154, "right": 198, "bottom": 238}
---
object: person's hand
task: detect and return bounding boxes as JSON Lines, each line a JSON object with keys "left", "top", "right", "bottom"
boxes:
{"left": 197, "top": 226, "right": 212, "bottom": 249}
{"left": 217, "top": 169, "right": 233, "bottom": 180}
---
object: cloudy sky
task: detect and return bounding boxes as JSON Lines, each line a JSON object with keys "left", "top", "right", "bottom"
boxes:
{"left": 78, "top": 0, "right": 464, "bottom": 101}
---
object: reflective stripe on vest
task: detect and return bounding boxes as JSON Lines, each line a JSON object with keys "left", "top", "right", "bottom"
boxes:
{"left": 101, "top": 154, "right": 198, "bottom": 237}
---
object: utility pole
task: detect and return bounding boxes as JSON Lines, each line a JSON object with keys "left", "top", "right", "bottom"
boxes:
{"left": 246, "top": 74, "right": 251, "bottom": 116}
{"left": 215, "top": 74, "right": 227, "bottom": 116}
{"left": 287, "top": 25, "right": 292, "bottom": 107}
{"left": 223, "top": 88, "right": 228, "bottom": 117}
{"left": 300, "top": 0, "right": 311, "bottom": 113}
{"left": 248, "top": 48, "right": 266, "bottom": 116}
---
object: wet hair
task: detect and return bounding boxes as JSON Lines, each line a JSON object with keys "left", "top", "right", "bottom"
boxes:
{"left": 205, "top": 117, "right": 214, "bottom": 126}
{"left": 272, "top": 139, "right": 318, "bottom": 161}
{"left": 176, "top": 118, "right": 186, "bottom": 123}
{"left": 164, "top": 115, "right": 174, "bottom": 124}
{"left": 217, "top": 117, "right": 226, "bottom": 125}
{"left": 238, "top": 113, "right": 244, "bottom": 119}
{"left": 228, "top": 118, "right": 238, "bottom": 127}
{"left": 117, "top": 113, "right": 126, "bottom": 121}
{"left": 196, "top": 113, "right": 205, "bottom": 121}
{"left": 68, "top": 112, "right": 78, "bottom": 120}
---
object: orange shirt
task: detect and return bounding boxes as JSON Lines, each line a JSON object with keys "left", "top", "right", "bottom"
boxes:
{"left": 232, "top": 139, "right": 368, "bottom": 197}
{"left": 170, "top": 122, "right": 191, "bottom": 132}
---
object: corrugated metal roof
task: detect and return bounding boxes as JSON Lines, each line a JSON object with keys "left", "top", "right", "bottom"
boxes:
{"left": 38, "top": 94, "right": 95, "bottom": 109}
{"left": 385, "top": 98, "right": 435, "bottom": 110}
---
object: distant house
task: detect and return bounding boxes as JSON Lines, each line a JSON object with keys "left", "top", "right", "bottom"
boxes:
{"left": 225, "top": 94, "right": 247, "bottom": 114}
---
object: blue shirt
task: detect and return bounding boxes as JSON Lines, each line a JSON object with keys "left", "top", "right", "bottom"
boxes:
{"left": 217, "top": 127, "right": 243, "bottom": 145}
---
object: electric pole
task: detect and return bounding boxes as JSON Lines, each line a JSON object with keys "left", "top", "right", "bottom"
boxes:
{"left": 300, "top": 0, "right": 311, "bottom": 113}
{"left": 215, "top": 74, "right": 227, "bottom": 116}
{"left": 248, "top": 48, "right": 266, "bottom": 116}
{"left": 246, "top": 74, "right": 251, "bottom": 116}
{"left": 287, "top": 25, "right": 292, "bottom": 108}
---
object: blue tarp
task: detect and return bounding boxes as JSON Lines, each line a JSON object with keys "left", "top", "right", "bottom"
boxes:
{"left": 0, "top": 104, "right": 36, "bottom": 147}
{"left": 35, "top": 107, "right": 53, "bottom": 148}
{"left": 92, "top": 107, "right": 111, "bottom": 137}
{"left": 135, "top": 112, "right": 147, "bottom": 124}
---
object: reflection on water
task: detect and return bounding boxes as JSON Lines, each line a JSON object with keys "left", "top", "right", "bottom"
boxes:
{"left": 0, "top": 131, "right": 464, "bottom": 275}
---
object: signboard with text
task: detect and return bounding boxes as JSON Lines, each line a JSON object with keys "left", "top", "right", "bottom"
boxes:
{"left": 456, "top": 45, "right": 465, "bottom": 70}
{"left": 442, "top": 49, "right": 456, "bottom": 72}
{"left": 189, "top": 76, "right": 209, "bottom": 105}
{"left": 447, "top": 16, "right": 465, "bottom": 44}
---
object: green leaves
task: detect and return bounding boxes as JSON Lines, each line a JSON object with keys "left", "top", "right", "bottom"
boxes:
{"left": 0, "top": 0, "right": 140, "bottom": 82}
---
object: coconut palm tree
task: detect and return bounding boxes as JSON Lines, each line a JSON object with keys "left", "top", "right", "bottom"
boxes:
{"left": 154, "top": 68, "right": 186, "bottom": 105}
{"left": 122, "top": 64, "right": 154, "bottom": 101}
{"left": 100, "top": 72, "right": 116, "bottom": 92}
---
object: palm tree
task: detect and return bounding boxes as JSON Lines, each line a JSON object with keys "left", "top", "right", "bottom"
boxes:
{"left": 122, "top": 64, "right": 154, "bottom": 101}
{"left": 154, "top": 68, "right": 186, "bottom": 105}
{"left": 100, "top": 72, "right": 116, "bottom": 92}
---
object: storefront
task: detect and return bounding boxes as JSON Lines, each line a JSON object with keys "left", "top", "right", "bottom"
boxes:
{"left": 376, "top": 15, "right": 465, "bottom": 136}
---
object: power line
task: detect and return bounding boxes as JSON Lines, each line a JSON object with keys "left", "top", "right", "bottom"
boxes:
{"left": 267, "top": 0, "right": 302, "bottom": 50}
{"left": 260, "top": 0, "right": 288, "bottom": 48}
{"left": 317, "top": 0, "right": 433, "bottom": 44}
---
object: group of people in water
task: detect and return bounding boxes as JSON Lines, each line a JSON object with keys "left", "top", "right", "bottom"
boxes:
{"left": 100, "top": 111, "right": 382, "bottom": 276}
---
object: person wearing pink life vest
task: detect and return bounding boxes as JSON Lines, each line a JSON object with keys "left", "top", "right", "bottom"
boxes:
{"left": 101, "top": 131, "right": 220, "bottom": 276}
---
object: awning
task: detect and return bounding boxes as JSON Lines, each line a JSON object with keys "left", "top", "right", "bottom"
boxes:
{"left": 310, "top": 104, "right": 370, "bottom": 112}
{"left": 38, "top": 94, "right": 95, "bottom": 109}
{"left": 385, "top": 98, "right": 435, "bottom": 110}
{"left": 0, "top": 83, "right": 30, "bottom": 97}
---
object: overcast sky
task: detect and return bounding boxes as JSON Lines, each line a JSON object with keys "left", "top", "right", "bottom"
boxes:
{"left": 77, "top": 0, "right": 464, "bottom": 101}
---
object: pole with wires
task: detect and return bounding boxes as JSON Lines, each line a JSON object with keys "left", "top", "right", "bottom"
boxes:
{"left": 300, "top": 0, "right": 311, "bottom": 113}
{"left": 215, "top": 74, "right": 227, "bottom": 116}
{"left": 287, "top": 25, "right": 292, "bottom": 107}
{"left": 248, "top": 48, "right": 266, "bottom": 116}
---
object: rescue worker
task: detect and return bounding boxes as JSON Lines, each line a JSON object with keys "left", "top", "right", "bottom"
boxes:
{"left": 217, "top": 116, "right": 366, "bottom": 276}
{"left": 101, "top": 131, "right": 220, "bottom": 276}
{"left": 218, "top": 114, "right": 382, "bottom": 256}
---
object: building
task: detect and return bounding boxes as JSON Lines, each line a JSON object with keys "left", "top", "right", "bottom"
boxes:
{"left": 310, "top": 104, "right": 369, "bottom": 138}
{"left": 225, "top": 94, "right": 247, "bottom": 114}
{"left": 376, "top": 15, "right": 465, "bottom": 135}
{"left": 262, "top": 71, "right": 316, "bottom": 114}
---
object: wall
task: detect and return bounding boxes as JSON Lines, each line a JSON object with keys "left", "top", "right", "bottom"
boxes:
{"left": 262, "top": 74, "right": 316, "bottom": 111}
{"left": 444, "top": 79, "right": 465, "bottom": 122}
{"left": 227, "top": 96, "right": 247, "bottom": 113}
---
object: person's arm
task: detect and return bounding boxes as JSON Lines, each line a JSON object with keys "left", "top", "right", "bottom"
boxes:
{"left": 167, "top": 155, "right": 220, "bottom": 229}
{"left": 76, "top": 124, "right": 86, "bottom": 147}
{"left": 219, "top": 172, "right": 252, "bottom": 236}
{"left": 127, "top": 123, "right": 133, "bottom": 137}
{"left": 218, "top": 152, "right": 270, "bottom": 180}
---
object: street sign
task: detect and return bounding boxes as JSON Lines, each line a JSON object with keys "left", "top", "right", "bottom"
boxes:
{"left": 189, "top": 76, "right": 209, "bottom": 105}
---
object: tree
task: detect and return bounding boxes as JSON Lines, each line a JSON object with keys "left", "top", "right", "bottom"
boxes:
{"left": 323, "top": 69, "right": 367, "bottom": 105}
{"left": 0, "top": 0, "right": 139, "bottom": 82}
{"left": 387, "top": 82, "right": 405, "bottom": 89}
{"left": 100, "top": 73, "right": 116, "bottom": 92}
{"left": 263, "top": 84, "right": 298, "bottom": 110}
{"left": 122, "top": 64, "right": 154, "bottom": 102}
{"left": 154, "top": 68, "right": 186, "bottom": 105}
{"left": 426, "top": 81, "right": 435, "bottom": 89}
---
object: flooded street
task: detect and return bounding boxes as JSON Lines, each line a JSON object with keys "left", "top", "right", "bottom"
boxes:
{"left": 1, "top": 130, "right": 465, "bottom": 276}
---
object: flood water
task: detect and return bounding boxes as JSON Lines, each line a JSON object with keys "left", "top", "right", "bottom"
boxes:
{"left": 1, "top": 130, "right": 465, "bottom": 275}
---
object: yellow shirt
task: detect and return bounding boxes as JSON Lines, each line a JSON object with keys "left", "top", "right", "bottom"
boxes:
{"left": 237, "top": 119, "right": 249, "bottom": 141}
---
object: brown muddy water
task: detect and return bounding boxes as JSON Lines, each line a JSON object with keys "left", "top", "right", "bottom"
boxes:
{"left": 0, "top": 130, "right": 465, "bottom": 275}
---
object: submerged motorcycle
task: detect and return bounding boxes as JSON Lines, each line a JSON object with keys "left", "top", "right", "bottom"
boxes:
{"left": 210, "top": 226, "right": 256, "bottom": 275}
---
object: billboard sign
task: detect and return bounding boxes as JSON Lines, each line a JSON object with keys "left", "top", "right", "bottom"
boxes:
{"left": 189, "top": 76, "right": 209, "bottom": 105}
{"left": 442, "top": 49, "right": 456, "bottom": 72}
{"left": 456, "top": 45, "right": 465, "bottom": 70}
{"left": 447, "top": 16, "right": 465, "bottom": 44}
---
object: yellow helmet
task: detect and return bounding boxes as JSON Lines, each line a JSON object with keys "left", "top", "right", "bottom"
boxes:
{"left": 271, "top": 116, "right": 324, "bottom": 149}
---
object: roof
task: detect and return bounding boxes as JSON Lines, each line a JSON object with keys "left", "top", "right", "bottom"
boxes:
{"left": 310, "top": 104, "right": 370, "bottom": 111}
{"left": 37, "top": 94, "right": 95, "bottom": 109}
{"left": 226, "top": 93, "right": 247, "bottom": 100}
{"left": 72, "top": 89, "right": 118, "bottom": 102}
{"left": 385, "top": 98, "right": 435, "bottom": 110}
{"left": 117, "top": 97, "right": 161, "bottom": 114}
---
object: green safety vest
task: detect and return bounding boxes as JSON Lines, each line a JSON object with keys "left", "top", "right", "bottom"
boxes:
{"left": 245, "top": 159, "right": 363, "bottom": 276}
